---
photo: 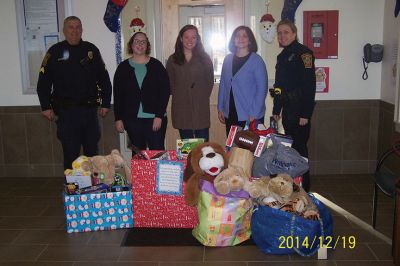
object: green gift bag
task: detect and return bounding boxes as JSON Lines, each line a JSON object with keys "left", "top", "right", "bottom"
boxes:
{"left": 192, "top": 180, "right": 252, "bottom": 246}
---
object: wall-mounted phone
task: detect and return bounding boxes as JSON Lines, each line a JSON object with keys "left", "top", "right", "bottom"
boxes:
{"left": 362, "top": 43, "right": 384, "bottom": 80}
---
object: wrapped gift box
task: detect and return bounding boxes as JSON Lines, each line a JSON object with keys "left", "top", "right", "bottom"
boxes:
{"left": 131, "top": 150, "right": 198, "bottom": 228}
{"left": 64, "top": 191, "right": 133, "bottom": 233}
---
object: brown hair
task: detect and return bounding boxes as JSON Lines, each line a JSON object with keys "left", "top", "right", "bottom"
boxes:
{"left": 172, "top": 24, "right": 209, "bottom": 65}
{"left": 277, "top": 19, "right": 299, "bottom": 41}
{"left": 228, "top": 26, "right": 258, "bottom": 54}
{"left": 127, "top": 32, "right": 151, "bottom": 55}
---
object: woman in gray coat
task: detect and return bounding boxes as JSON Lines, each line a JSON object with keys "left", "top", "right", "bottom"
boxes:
{"left": 166, "top": 25, "right": 214, "bottom": 141}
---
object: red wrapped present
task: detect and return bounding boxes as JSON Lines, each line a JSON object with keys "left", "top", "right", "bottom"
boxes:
{"left": 131, "top": 150, "right": 198, "bottom": 228}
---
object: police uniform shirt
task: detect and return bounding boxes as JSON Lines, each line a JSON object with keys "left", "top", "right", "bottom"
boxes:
{"left": 37, "top": 40, "right": 112, "bottom": 111}
{"left": 273, "top": 40, "right": 316, "bottom": 119}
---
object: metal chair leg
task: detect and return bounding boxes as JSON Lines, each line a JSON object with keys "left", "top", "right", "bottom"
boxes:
{"left": 372, "top": 183, "right": 378, "bottom": 228}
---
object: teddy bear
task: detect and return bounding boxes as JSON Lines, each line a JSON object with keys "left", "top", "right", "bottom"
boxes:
{"left": 184, "top": 142, "right": 228, "bottom": 206}
{"left": 90, "top": 149, "right": 131, "bottom": 186}
{"left": 268, "top": 174, "right": 320, "bottom": 220}
{"left": 213, "top": 147, "right": 253, "bottom": 195}
{"left": 245, "top": 173, "right": 320, "bottom": 220}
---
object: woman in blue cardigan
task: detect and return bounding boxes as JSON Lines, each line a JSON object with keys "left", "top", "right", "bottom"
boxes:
{"left": 217, "top": 26, "right": 268, "bottom": 136}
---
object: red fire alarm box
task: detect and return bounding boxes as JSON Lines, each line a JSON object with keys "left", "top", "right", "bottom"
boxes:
{"left": 303, "top": 10, "right": 338, "bottom": 59}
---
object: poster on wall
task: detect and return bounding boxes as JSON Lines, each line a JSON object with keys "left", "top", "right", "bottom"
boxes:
{"left": 316, "top": 67, "right": 329, "bottom": 93}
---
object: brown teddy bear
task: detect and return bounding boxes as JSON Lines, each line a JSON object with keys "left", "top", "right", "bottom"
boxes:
{"left": 184, "top": 142, "right": 228, "bottom": 206}
{"left": 90, "top": 149, "right": 131, "bottom": 186}
{"left": 268, "top": 174, "right": 320, "bottom": 220}
{"left": 245, "top": 173, "right": 320, "bottom": 220}
{"left": 213, "top": 147, "right": 253, "bottom": 195}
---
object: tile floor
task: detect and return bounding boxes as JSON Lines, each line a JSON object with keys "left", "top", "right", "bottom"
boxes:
{"left": 0, "top": 174, "right": 396, "bottom": 265}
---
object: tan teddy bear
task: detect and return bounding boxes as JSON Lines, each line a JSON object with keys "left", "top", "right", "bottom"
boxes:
{"left": 268, "top": 174, "right": 320, "bottom": 220}
{"left": 213, "top": 167, "right": 248, "bottom": 195}
{"left": 90, "top": 149, "right": 131, "bottom": 186}
{"left": 213, "top": 147, "right": 254, "bottom": 195}
{"left": 245, "top": 173, "right": 320, "bottom": 220}
{"left": 244, "top": 176, "right": 282, "bottom": 208}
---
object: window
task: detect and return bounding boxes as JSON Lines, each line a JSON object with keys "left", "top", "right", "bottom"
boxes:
{"left": 179, "top": 5, "right": 226, "bottom": 79}
{"left": 15, "top": 0, "right": 67, "bottom": 94}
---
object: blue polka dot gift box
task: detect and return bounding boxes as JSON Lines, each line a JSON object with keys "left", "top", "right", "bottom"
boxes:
{"left": 64, "top": 191, "right": 133, "bottom": 233}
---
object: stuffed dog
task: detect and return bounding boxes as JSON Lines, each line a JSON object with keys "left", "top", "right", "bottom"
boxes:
{"left": 184, "top": 142, "right": 228, "bottom": 206}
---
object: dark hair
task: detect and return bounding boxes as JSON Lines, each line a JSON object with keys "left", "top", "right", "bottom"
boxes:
{"left": 277, "top": 19, "right": 298, "bottom": 41}
{"left": 127, "top": 32, "right": 151, "bottom": 55}
{"left": 172, "top": 24, "right": 208, "bottom": 65}
{"left": 63, "top": 16, "right": 81, "bottom": 27}
{"left": 228, "top": 26, "right": 258, "bottom": 54}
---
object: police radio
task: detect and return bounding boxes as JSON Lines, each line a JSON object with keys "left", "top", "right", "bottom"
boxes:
{"left": 362, "top": 43, "right": 384, "bottom": 80}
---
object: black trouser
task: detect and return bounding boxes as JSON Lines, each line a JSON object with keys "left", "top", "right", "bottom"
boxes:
{"left": 56, "top": 106, "right": 100, "bottom": 170}
{"left": 124, "top": 117, "right": 167, "bottom": 151}
{"left": 225, "top": 89, "right": 264, "bottom": 136}
{"left": 282, "top": 111, "right": 311, "bottom": 192}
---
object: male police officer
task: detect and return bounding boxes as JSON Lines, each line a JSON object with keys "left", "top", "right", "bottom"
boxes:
{"left": 37, "top": 16, "right": 112, "bottom": 170}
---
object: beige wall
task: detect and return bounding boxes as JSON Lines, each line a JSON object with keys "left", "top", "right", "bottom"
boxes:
{"left": 381, "top": 0, "right": 400, "bottom": 105}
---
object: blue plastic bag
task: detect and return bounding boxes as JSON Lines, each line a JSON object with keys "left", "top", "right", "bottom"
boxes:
{"left": 251, "top": 195, "right": 333, "bottom": 256}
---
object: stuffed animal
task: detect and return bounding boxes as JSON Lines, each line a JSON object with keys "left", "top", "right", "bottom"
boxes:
{"left": 90, "top": 149, "right": 131, "bottom": 186}
{"left": 214, "top": 147, "right": 253, "bottom": 195}
{"left": 184, "top": 142, "right": 228, "bottom": 206}
{"left": 64, "top": 155, "right": 91, "bottom": 176}
{"left": 245, "top": 173, "right": 320, "bottom": 220}
{"left": 213, "top": 167, "right": 248, "bottom": 195}
{"left": 244, "top": 175, "right": 281, "bottom": 208}
{"left": 268, "top": 174, "right": 320, "bottom": 220}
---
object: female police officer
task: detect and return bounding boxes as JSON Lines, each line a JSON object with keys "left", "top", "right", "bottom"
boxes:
{"left": 272, "top": 19, "right": 316, "bottom": 192}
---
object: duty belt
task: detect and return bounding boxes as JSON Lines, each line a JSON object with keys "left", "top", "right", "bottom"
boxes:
{"left": 51, "top": 96, "right": 98, "bottom": 108}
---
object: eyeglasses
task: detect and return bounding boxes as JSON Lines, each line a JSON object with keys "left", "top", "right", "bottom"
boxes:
{"left": 133, "top": 39, "right": 147, "bottom": 45}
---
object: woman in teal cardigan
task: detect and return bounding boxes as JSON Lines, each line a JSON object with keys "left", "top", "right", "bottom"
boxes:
{"left": 217, "top": 26, "right": 268, "bottom": 135}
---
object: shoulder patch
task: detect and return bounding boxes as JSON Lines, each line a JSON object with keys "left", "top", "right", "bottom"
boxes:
{"left": 301, "top": 53, "right": 312, "bottom": 68}
{"left": 41, "top": 53, "right": 51, "bottom": 68}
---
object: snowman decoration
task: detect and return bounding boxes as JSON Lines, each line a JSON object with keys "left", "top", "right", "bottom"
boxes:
{"left": 259, "top": 13, "right": 276, "bottom": 44}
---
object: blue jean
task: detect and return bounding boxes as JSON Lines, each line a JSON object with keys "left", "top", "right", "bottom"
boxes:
{"left": 178, "top": 128, "right": 209, "bottom": 142}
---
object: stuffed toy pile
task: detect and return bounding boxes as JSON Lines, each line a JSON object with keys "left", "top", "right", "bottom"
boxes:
{"left": 184, "top": 119, "right": 318, "bottom": 221}
{"left": 245, "top": 173, "right": 320, "bottom": 220}
{"left": 65, "top": 149, "right": 131, "bottom": 189}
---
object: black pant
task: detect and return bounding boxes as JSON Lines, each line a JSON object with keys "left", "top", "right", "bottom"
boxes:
{"left": 282, "top": 112, "right": 311, "bottom": 192}
{"left": 124, "top": 117, "right": 167, "bottom": 151}
{"left": 56, "top": 106, "right": 100, "bottom": 170}
{"left": 225, "top": 90, "right": 264, "bottom": 136}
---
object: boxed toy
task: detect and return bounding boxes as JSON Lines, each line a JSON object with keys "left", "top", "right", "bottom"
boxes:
{"left": 64, "top": 191, "right": 133, "bottom": 233}
{"left": 131, "top": 150, "right": 198, "bottom": 228}
{"left": 176, "top": 138, "right": 205, "bottom": 159}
